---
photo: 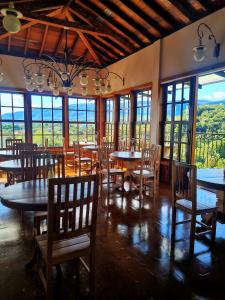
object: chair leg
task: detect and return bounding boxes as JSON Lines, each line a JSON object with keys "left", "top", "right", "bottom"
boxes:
{"left": 171, "top": 206, "right": 176, "bottom": 257}
{"left": 139, "top": 176, "right": 143, "bottom": 209}
{"left": 211, "top": 210, "right": 217, "bottom": 245}
{"left": 89, "top": 252, "right": 95, "bottom": 296}
{"left": 46, "top": 265, "right": 53, "bottom": 300}
{"left": 189, "top": 214, "right": 196, "bottom": 258}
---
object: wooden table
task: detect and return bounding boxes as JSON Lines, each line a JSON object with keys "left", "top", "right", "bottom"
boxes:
{"left": 110, "top": 151, "right": 142, "bottom": 192}
{"left": 0, "top": 159, "right": 52, "bottom": 173}
{"left": 197, "top": 168, "right": 225, "bottom": 212}
{"left": 82, "top": 145, "right": 99, "bottom": 152}
{"left": 0, "top": 150, "right": 14, "bottom": 159}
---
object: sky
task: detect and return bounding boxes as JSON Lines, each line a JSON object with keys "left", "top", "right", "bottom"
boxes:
{"left": 198, "top": 81, "right": 225, "bottom": 103}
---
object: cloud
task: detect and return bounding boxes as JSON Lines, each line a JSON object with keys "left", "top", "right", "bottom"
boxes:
{"left": 199, "top": 91, "right": 225, "bottom": 102}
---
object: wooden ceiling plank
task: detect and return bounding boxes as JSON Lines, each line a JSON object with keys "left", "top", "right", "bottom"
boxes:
{"left": 142, "top": 0, "right": 184, "bottom": 29}
{"left": 91, "top": 35, "right": 126, "bottom": 57}
{"left": 168, "top": 0, "right": 201, "bottom": 22}
{"left": 87, "top": 36, "right": 118, "bottom": 60}
{"left": 39, "top": 25, "right": 49, "bottom": 57}
{"left": 24, "top": 27, "right": 31, "bottom": 56}
{"left": 32, "top": 5, "right": 63, "bottom": 13}
{"left": 68, "top": 7, "right": 92, "bottom": 25}
{"left": 196, "top": 0, "right": 217, "bottom": 11}
{"left": 76, "top": 0, "right": 141, "bottom": 49}
{"left": 78, "top": 32, "right": 101, "bottom": 65}
{"left": 97, "top": 0, "right": 155, "bottom": 43}
{"left": 118, "top": 0, "right": 170, "bottom": 35}
{"left": 54, "top": 29, "right": 64, "bottom": 57}
{"left": 69, "top": 34, "right": 79, "bottom": 58}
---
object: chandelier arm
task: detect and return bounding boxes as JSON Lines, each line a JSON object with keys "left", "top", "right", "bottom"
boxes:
{"left": 40, "top": 55, "right": 64, "bottom": 74}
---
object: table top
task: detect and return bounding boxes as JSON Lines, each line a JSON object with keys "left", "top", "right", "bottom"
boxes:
{"left": 0, "top": 159, "right": 53, "bottom": 172}
{"left": 0, "top": 150, "right": 14, "bottom": 158}
{"left": 82, "top": 145, "right": 99, "bottom": 151}
{"left": 0, "top": 178, "right": 91, "bottom": 211}
{"left": 110, "top": 151, "right": 142, "bottom": 161}
{"left": 197, "top": 168, "right": 225, "bottom": 191}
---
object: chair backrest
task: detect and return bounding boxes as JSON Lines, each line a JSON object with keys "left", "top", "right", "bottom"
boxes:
{"left": 98, "top": 145, "right": 110, "bottom": 173}
{"left": 140, "top": 148, "right": 156, "bottom": 172}
{"left": 51, "top": 153, "right": 65, "bottom": 178}
{"left": 172, "top": 161, "right": 197, "bottom": 211}
{"left": 20, "top": 150, "right": 50, "bottom": 181}
{"left": 73, "top": 141, "right": 81, "bottom": 159}
{"left": 14, "top": 142, "right": 38, "bottom": 157}
{"left": 5, "top": 138, "right": 22, "bottom": 149}
{"left": 47, "top": 175, "right": 99, "bottom": 259}
{"left": 118, "top": 139, "right": 128, "bottom": 151}
{"left": 151, "top": 144, "right": 162, "bottom": 181}
{"left": 102, "top": 141, "right": 114, "bottom": 153}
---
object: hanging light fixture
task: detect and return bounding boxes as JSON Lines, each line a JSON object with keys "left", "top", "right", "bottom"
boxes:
{"left": 1, "top": 2, "right": 23, "bottom": 34}
{"left": 193, "top": 23, "right": 220, "bottom": 62}
{"left": 22, "top": 30, "right": 124, "bottom": 96}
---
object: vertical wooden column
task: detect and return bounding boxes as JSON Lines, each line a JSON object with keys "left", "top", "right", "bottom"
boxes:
{"left": 24, "top": 92, "right": 32, "bottom": 143}
{"left": 64, "top": 95, "right": 69, "bottom": 149}
{"left": 99, "top": 96, "right": 105, "bottom": 144}
{"left": 114, "top": 94, "right": 119, "bottom": 150}
{"left": 130, "top": 91, "right": 136, "bottom": 142}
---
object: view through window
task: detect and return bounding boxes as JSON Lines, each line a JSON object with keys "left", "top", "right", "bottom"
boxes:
{"left": 105, "top": 98, "right": 114, "bottom": 142}
{"left": 119, "top": 94, "right": 130, "bottom": 148}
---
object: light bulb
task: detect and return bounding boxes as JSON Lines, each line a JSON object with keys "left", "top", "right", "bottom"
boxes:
{"left": 0, "top": 73, "right": 4, "bottom": 82}
{"left": 61, "top": 72, "right": 68, "bottom": 81}
{"left": 35, "top": 74, "right": 45, "bottom": 85}
{"left": 100, "top": 83, "right": 106, "bottom": 94}
{"left": 93, "top": 77, "right": 101, "bottom": 87}
{"left": 49, "top": 82, "right": 54, "bottom": 90}
{"left": 193, "top": 45, "right": 207, "bottom": 62}
{"left": 81, "top": 86, "right": 88, "bottom": 96}
{"left": 53, "top": 88, "right": 59, "bottom": 96}
{"left": 37, "top": 85, "right": 44, "bottom": 93}
{"left": 24, "top": 76, "right": 32, "bottom": 85}
{"left": 79, "top": 74, "right": 89, "bottom": 86}
{"left": 106, "top": 81, "right": 112, "bottom": 93}
{"left": 94, "top": 87, "right": 101, "bottom": 95}
{"left": 26, "top": 84, "right": 35, "bottom": 92}
{"left": 67, "top": 88, "right": 73, "bottom": 96}
{"left": 3, "top": 14, "right": 21, "bottom": 33}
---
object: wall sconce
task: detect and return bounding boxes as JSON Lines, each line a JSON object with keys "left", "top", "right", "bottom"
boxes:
{"left": 193, "top": 23, "right": 220, "bottom": 62}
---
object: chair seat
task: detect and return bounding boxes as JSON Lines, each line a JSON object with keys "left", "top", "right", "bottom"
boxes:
{"left": 101, "top": 168, "right": 124, "bottom": 175}
{"left": 36, "top": 233, "right": 90, "bottom": 265}
{"left": 176, "top": 189, "right": 217, "bottom": 214}
{"left": 75, "top": 157, "right": 92, "bottom": 162}
{"left": 64, "top": 151, "right": 74, "bottom": 155}
{"left": 132, "top": 169, "right": 154, "bottom": 177}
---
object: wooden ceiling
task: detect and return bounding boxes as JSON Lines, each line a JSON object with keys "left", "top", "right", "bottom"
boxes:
{"left": 0, "top": 0, "right": 224, "bottom": 67}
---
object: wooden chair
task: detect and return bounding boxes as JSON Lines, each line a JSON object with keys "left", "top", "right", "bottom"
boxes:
{"left": 131, "top": 148, "right": 158, "bottom": 207}
{"left": 99, "top": 145, "right": 125, "bottom": 207}
{"left": 5, "top": 138, "right": 22, "bottom": 149}
{"left": 62, "top": 137, "right": 74, "bottom": 168}
{"left": 73, "top": 142, "right": 92, "bottom": 176}
{"left": 171, "top": 161, "right": 217, "bottom": 258}
{"left": 14, "top": 142, "right": 38, "bottom": 158}
{"left": 35, "top": 174, "right": 99, "bottom": 299}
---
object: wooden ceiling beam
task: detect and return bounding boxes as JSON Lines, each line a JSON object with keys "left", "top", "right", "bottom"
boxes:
{"left": 20, "top": 10, "right": 111, "bottom": 36}
{"left": 117, "top": 0, "right": 170, "bottom": 35}
{"left": 69, "top": 33, "right": 79, "bottom": 58}
{"left": 24, "top": 27, "right": 31, "bottom": 56}
{"left": 97, "top": 0, "right": 156, "bottom": 43}
{"left": 7, "top": 35, "right": 12, "bottom": 53}
{"left": 168, "top": 0, "right": 203, "bottom": 22}
{"left": 76, "top": 0, "right": 141, "bottom": 49}
{"left": 90, "top": 35, "right": 126, "bottom": 57}
{"left": 78, "top": 32, "right": 101, "bottom": 65}
{"left": 54, "top": 29, "right": 64, "bottom": 57}
{"left": 70, "top": 3, "right": 133, "bottom": 54}
{"left": 87, "top": 36, "right": 119, "bottom": 61}
{"left": 196, "top": 0, "right": 217, "bottom": 12}
{"left": 142, "top": 0, "right": 184, "bottom": 29}
{"left": 39, "top": 25, "right": 48, "bottom": 57}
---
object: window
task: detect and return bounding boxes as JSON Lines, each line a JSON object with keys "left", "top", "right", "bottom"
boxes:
{"left": 31, "top": 94, "right": 63, "bottom": 147}
{"left": 105, "top": 98, "right": 114, "bottom": 142}
{"left": 161, "top": 79, "right": 195, "bottom": 163}
{"left": 135, "top": 89, "right": 151, "bottom": 149}
{"left": 68, "top": 97, "right": 96, "bottom": 145}
{"left": 0, "top": 92, "right": 25, "bottom": 148}
{"left": 119, "top": 94, "right": 130, "bottom": 147}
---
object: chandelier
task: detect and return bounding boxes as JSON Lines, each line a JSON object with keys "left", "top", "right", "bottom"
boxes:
{"left": 22, "top": 30, "right": 124, "bottom": 96}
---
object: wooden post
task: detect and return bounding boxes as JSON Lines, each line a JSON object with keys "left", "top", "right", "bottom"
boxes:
{"left": 114, "top": 95, "right": 119, "bottom": 150}
{"left": 99, "top": 96, "right": 105, "bottom": 144}
{"left": 64, "top": 95, "right": 69, "bottom": 149}
{"left": 130, "top": 91, "right": 136, "bottom": 141}
{"left": 25, "top": 92, "right": 32, "bottom": 143}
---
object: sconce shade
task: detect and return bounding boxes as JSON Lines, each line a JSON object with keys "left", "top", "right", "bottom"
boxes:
{"left": 193, "top": 45, "right": 207, "bottom": 62}
{"left": 2, "top": 14, "right": 21, "bottom": 33}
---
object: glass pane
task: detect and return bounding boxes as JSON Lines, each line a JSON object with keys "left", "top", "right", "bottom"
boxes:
{"left": 181, "top": 124, "right": 188, "bottom": 143}
{"left": 173, "top": 143, "right": 179, "bottom": 160}
{"left": 43, "top": 109, "right": 52, "bottom": 121}
{"left": 175, "top": 84, "right": 182, "bottom": 102}
{"left": 54, "top": 134, "right": 63, "bottom": 146}
{"left": 53, "top": 109, "right": 62, "bottom": 121}
{"left": 163, "top": 142, "right": 170, "bottom": 159}
{"left": 87, "top": 111, "right": 95, "bottom": 122}
{"left": 180, "top": 144, "right": 187, "bottom": 162}
{"left": 87, "top": 99, "right": 95, "bottom": 110}
{"left": 142, "top": 107, "right": 148, "bottom": 122}
{"left": 13, "top": 94, "right": 24, "bottom": 107}
{"left": 53, "top": 97, "right": 62, "bottom": 108}
{"left": 174, "top": 124, "right": 180, "bottom": 142}
{"left": 69, "top": 110, "right": 77, "bottom": 122}
{"left": 175, "top": 104, "right": 181, "bottom": 121}
{"left": 69, "top": 123, "right": 78, "bottom": 135}
{"left": 137, "top": 107, "right": 141, "bottom": 122}
{"left": 182, "top": 103, "right": 189, "bottom": 121}
{"left": 31, "top": 95, "right": 42, "bottom": 107}
{"left": 78, "top": 111, "right": 86, "bottom": 122}
{"left": 44, "top": 135, "right": 53, "bottom": 146}
{"left": 164, "top": 123, "right": 171, "bottom": 141}
{"left": 14, "top": 122, "right": 25, "bottom": 139}
{"left": 1, "top": 93, "right": 12, "bottom": 106}
{"left": 68, "top": 98, "right": 77, "bottom": 109}
{"left": 183, "top": 82, "right": 190, "bottom": 101}
{"left": 78, "top": 99, "right": 86, "bottom": 111}
{"left": 32, "top": 108, "right": 42, "bottom": 120}
{"left": 167, "top": 85, "right": 173, "bottom": 103}
{"left": 166, "top": 104, "right": 172, "bottom": 121}
{"left": 43, "top": 123, "right": 52, "bottom": 135}
{"left": 32, "top": 135, "right": 42, "bottom": 147}
{"left": 1, "top": 107, "right": 12, "bottom": 120}
{"left": 54, "top": 123, "right": 62, "bottom": 137}
{"left": 42, "top": 96, "right": 52, "bottom": 108}
{"left": 78, "top": 124, "right": 86, "bottom": 141}
{"left": 2, "top": 122, "right": 13, "bottom": 136}
{"left": 13, "top": 107, "right": 24, "bottom": 120}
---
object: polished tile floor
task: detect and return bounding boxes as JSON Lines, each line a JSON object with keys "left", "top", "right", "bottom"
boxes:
{"left": 0, "top": 182, "right": 225, "bottom": 300}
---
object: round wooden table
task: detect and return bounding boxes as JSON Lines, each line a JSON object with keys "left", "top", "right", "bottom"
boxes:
{"left": 110, "top": 151, "right": 142, "bottom": 162}
{"left": 197, "top": 168, "right": 225, "bottom": 213}
{"left": 0, "top": 159, "right": 53, "bottom": 173}
{"left": 82, "top": 145, "right": 99, "bottom": 152}
{"left": 0, "top": 150, "right": 14, "bottom": 159}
